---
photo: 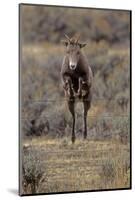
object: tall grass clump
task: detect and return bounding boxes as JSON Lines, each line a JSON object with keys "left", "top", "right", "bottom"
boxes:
{"left": 99, "top": 151, "right": 130, "bottom": 189}
{"left": 22, "top": 146, "right": 47, "bottom": 194}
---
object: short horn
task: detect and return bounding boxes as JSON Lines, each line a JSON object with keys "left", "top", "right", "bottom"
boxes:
{"left": 64, "top": 34, "right": 70, "bottom": 42}
{"left": 75, "top": 34, "right": 80, "bottom": 44}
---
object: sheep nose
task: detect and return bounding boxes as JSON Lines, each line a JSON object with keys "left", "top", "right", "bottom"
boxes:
{"left": 71, "top": 65, "right": 75, "bottom": 68}
{"left": 70, "top": 65, "right": 76, "bottom": 70}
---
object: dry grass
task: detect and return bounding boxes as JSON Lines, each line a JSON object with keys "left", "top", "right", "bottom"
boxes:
{"left": 22, "top": 137, "right": 130, "bottom": 194}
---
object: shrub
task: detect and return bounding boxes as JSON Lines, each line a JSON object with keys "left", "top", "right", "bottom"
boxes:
{"left": 99, "top": 159, "right": 116, "bottom": 184}
{"left": 22, "top": 147, "right": 46, "bottom": 194}
{"left": 99, "top": 151, "right": 130, "bottom": 188}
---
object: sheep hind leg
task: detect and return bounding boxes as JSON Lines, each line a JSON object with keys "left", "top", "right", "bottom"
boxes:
{"left": 83, "top": 99, "right": 91, "bottom": 139}
{"left": 68, "top": 98, "right": 76, "bottom": 143}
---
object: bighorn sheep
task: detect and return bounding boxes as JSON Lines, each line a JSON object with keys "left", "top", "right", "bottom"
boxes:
{"left": 61, "top": 34, "right": 93, "bottom": 143}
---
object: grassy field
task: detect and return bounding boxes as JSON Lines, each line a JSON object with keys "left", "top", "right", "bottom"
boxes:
{"left": 22, "top": 137, "right": 130, "bottom": 194}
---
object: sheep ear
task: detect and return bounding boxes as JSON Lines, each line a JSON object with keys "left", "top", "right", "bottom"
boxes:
{"left": 61, "top": 40, "right": 68, "bottom": 46}
{"left": 79, "top": 43, "right": 87, "bottom": 48}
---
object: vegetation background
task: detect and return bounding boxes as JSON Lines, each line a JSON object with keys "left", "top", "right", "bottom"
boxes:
{"left": 20, "top": 4, "right": 130, "bottom": 195}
